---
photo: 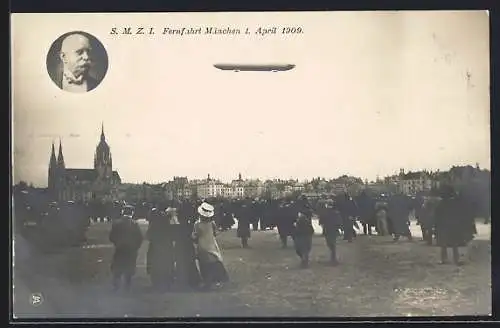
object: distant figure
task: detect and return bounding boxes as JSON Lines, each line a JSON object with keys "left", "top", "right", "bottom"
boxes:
{"left": 249, "top": 200, "right": 259, "bottom": 231}
{"left": 434, "top": 185, "right": 476, "bottom": 265}
{"left": 388, "top": 194, "right": 413, "bottom": 242}
{"left": 109, "top": 207, "right": 143, "bottom": 291}
{"left": 416, "top": 196, "right": 439, "bottom": 245}
{"left": 292, "top": 210, "right": 315, "bottom": 268}
{"left": 337, "top": 193, "right": 358, "bottom": 242}
{"left": 236, "top": 199, "right": 252, "bottom": 248}
{"left": 192, "top": 202, "right": 229, "bottom": 290}
{"left": 220, "top": 202, "right": 235, "bottom": 231}
{"left": 262, "top": 199, "right": 278, "bottom": 230}
{"left": 277, "top": 200, "right": 295, "bottom": 248}
{"left": 356, "top": 191, "right": 376, "bottom": 235}
{"left": 318, "top": 198, "right": 342, "bottom": 265}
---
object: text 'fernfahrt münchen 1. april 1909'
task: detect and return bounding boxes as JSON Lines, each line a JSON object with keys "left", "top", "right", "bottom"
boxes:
{"left": 109, "top": 27, "right": 243, "bottom": 36}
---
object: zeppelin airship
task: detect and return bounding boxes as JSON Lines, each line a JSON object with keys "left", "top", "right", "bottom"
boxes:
{"left": 213, "top": 63, "right": 295, "bottom": 72}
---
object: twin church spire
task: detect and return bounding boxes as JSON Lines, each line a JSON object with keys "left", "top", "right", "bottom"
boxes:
{"left": 48, "top": 123, "right": 112, "bottom": 174}
{"left": 49, "top": 139, "right": 65, "bottom": 167}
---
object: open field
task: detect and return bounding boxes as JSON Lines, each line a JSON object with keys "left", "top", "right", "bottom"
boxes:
{"left": 13, "top": 219, "right": 491, "bottom": 318}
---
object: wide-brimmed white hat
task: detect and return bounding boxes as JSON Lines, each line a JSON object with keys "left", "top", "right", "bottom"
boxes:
{"left": 197, "top": 202, "right": 215, "bottom": 218}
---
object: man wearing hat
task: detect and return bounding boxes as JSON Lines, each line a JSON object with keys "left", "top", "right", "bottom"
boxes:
{"left": 433, "top": 185, "right": 475, "bottom": 265}
{"left": 109, "top": 206, "right": 144, "bottom": 291}
{"left": 292, "top": 206, "right": 315, "bottom": 268}
{"left": 336, "top": 192, "right": 358, "bottom": 242}
{"left": 318, "top": 198, "right": 342, "bottom": 265}
{"left": 276, "top": 199, "right": 295, "bottom": 248}
{"left": 236, "top": 199, "right": 252, "bottom": 248}
{"left": 192, "top": 202, "right": 229, "bottom": 289}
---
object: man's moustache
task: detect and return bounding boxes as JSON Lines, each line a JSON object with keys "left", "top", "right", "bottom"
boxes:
{"left": 78, "top": 62, "right": 91, "bottom": 69}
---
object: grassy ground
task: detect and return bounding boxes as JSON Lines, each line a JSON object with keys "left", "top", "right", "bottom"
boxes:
{"left": 13, "top": 220, "right": 491, "bottom": 318}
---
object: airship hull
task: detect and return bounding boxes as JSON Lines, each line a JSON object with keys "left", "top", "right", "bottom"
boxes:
{"left": 214, "top": 64, "right": 295, "bottom": 72}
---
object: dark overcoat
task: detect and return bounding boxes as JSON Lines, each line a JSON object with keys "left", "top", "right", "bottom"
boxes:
{"left": 109, "top": 217, "right": 143, "bottom": 276}
{"left": 434, "top": 196, "right": 475, "bottom": 247}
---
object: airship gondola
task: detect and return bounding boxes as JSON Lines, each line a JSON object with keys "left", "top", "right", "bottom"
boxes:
{"left": 213, "top": 64, "right": 295, "bottom": 72}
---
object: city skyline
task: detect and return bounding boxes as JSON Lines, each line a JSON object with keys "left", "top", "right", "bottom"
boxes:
{"left": 12, "top": 11, "right": 490, "bottom": 187}
{"left": 14, "top": 131, "right": 487, "bottom": 187}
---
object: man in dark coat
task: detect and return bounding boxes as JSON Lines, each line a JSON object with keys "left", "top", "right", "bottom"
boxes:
{"left": 292, "top": 207, "right": 315, "bottom": 268}
{"left": 416, "top": 196, "right": 439, "bottom": 245}
{"left": 220, "top": 201, "right": 235, "bottom": 231}
{"left": 356, "top": 191, "right": 376, "bottom": 235}
{"left": 433, "top": 185, "right": 475, "bottom": 265}
{"left": 318, "top": 199, "right": 342, "bottom": 265}
{"left": 388, "top": 194, "right": 413, "bottom": 242}
{"left": 236, "top": 199, "right": 252, "bottom": 248}
{"left": 292, "top": 195, "right": 315, "bottom": 268}
{"left": 109, "top": 208, "right": 143, "bottom": 291}
{"left": 337, "top": 193, "right": 358, "bottom": 242}
{"left": 250, "top": 200, "right": 261, "bottom": 231}
{"left": 263, "top": 199, "right": 277, "bottom": 231}
{"left": 277, "top": 200, "right": 295, "bottom": 248}
{"left": 259, "top": 200, "right": 270, "bottom": 230}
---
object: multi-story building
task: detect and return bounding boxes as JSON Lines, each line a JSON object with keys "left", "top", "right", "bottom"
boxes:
{"left": 196, "top": 175, "right": 225, "bottom": 199}
{"left": 47, "top": 124, "right": 121, "bottom": 202}
{"left": 163, "top": 176, "right": 193, "bottom": 200}
{"left": 230, "top": 173, "right": 245, "bottom": 199}
{"left": 398, "top": 170, "right": 433, "bottom": 195}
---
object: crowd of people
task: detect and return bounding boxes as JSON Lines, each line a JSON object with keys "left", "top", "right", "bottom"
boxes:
{"left": 14, "top": 183, "right": 483, "bottom": 292}
{"left": 107, "top": 183, "right": 480, "bottom": 291}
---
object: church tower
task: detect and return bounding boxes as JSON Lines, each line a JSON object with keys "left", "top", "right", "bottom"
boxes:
{"left": 94, "top": 123, "right": 113, "bottom": 181}
{"left": 55, "top": 139, "right": 67, "bottom": 200}
{"left": 48, "top": 141, "right": 57, "bottom": 193}
{"left": 57, "top": 139, "right": 65, "bottom": 170}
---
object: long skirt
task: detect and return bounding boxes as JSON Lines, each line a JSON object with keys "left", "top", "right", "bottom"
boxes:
{"left": 175, "top": 242, "right": 202, "bottom": 287}
{"left": 197, "top": 251, "right": 229, "bottom": 285}
{"left": 147, "top": 242, "right": 175, "bottom": 287}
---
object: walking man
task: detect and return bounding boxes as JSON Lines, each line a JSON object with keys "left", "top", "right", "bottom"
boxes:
{"left": 109, "top": 206, "right": 143, "bottom": 291}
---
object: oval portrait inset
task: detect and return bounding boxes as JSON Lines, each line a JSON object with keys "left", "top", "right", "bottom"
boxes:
{"left": 46, "top": 31, "right": 108, "bottom": 93}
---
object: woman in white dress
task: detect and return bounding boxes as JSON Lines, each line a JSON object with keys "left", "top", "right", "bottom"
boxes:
{"left": 192, "top": 202, "right": 229, "bottom": 289}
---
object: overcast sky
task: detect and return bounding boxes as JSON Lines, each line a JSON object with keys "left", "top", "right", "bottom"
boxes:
{"left": 11, "top": 11, "right": 490, "bottom": 187}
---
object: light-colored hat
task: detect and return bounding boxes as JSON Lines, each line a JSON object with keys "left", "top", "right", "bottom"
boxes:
{"left": 165, "top": 207, "right": 177, "bottom": 214}
{"left": 197, "top": 202, "right": 215, "bottom": 218}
